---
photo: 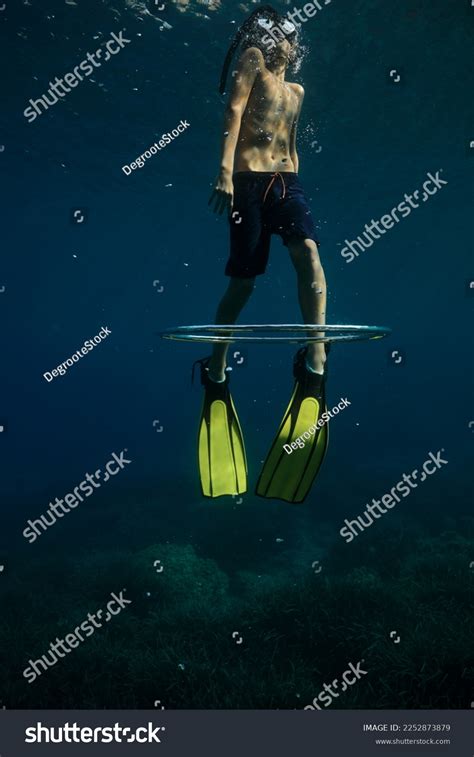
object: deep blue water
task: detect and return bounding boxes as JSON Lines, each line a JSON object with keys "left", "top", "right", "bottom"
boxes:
{"left": 0, "top": 0, "right": 473, "bottom": 709}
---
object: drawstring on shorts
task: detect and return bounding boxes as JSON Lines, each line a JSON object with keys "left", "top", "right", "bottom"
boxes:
{"left": 263, "top": 172, "right": 287, "bottom": 204}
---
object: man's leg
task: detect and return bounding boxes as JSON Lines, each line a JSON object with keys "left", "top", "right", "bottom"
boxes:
{"left": 208, "top": 276, "right": 256, "bottom": 381}
{"left": 288, "top": 238, "right": 327, "bottom": 374}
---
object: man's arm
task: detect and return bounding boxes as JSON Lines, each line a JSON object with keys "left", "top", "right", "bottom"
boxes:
{"left": 289, "top": 84, "right": 305, "bottom": 174}
{"left": 209, "top": 47, "right": 264, "bottom": 214}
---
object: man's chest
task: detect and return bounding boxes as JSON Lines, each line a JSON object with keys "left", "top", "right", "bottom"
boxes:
{"left": 249, "top": 77, "right": 299, "bottom": 122}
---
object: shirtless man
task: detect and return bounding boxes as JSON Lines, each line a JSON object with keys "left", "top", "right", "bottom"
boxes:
{"left": 207, "top": 19, "right": 327, "bottom": 382}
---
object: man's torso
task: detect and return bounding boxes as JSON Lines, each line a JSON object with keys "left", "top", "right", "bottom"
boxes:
{"left": 234, "top": 68, "right": 302, "bottom": 173}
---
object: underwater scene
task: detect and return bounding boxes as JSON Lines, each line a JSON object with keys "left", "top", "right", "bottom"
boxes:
{"left": 0, "top": 0, "right": 473, "bottom": 710}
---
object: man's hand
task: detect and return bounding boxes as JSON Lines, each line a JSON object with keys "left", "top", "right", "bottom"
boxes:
{"left": 208, "top": 169, "right": 233, "bottom": 215}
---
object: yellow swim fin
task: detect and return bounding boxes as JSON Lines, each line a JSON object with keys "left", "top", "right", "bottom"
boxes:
{"left": 195, "top": 360, "right": 247, "bottom": 498}
{"left": 256, "top": 348, "right": 329, "bottom": 503}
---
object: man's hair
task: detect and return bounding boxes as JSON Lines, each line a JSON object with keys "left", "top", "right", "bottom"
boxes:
{"left": 219, "top": 4, "right": 301, "bottom": 94}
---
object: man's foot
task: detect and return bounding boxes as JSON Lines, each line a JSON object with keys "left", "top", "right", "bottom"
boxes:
{"left": 305, "top": 343, "right": 326, "bottom": 375}
{"left": 207, "top": 357, "right": 226, "bottom": 383}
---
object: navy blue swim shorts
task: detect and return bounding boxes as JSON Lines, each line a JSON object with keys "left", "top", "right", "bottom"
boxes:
{"left": 225, "top": 171, "right": 319, "bottom": 278}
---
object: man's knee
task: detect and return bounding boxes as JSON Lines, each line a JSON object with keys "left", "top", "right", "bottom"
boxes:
{"left": 230, "top": 276, "right": 256, "bottom": 296}
{"left": 289, "top": 239, "right": 322, "bottom": 273}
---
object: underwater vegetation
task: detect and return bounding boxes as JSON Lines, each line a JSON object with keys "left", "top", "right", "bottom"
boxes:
{"left": 0, "top": 519, "right": 472, "bottom": 709}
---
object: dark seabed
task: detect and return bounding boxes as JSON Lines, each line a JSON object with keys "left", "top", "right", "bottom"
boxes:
{"left": 0, "top": 0, "right": 473, "bottom": 708}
